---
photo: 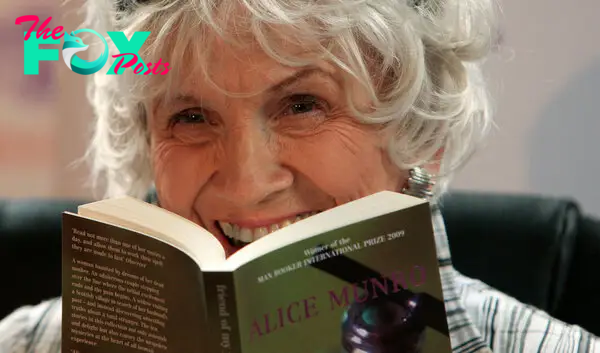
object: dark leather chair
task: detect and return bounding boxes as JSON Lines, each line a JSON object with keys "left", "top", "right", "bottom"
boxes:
{"left": 440, "top": 192, "right": 600, "bottom": 337}
{"left": 1, "top": 192, "right": 599, "bottom": 336}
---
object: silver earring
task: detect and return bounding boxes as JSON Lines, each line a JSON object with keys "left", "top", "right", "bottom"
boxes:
{"left": 402, "top": 167, "right": 436, "bottom": 200}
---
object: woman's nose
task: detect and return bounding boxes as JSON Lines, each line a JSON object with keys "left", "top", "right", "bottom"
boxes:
{"left": 212, "top": 122, "right": 293, "bottom": 206}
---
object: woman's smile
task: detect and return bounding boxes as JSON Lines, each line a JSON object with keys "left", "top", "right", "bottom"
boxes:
{"left": 216, "top": 209, "right": 322, "bottom": 246}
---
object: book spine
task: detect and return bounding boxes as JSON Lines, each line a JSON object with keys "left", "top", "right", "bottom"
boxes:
{"left": 203, "top": 272, "right": 242, "bottom": 353}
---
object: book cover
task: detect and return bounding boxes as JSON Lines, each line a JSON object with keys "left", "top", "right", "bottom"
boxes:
{"left": 206, "top": 203, "right": 450, "bottom": 353}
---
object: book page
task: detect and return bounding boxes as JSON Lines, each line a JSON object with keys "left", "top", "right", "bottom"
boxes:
{"left": 62, "top": 213, "right": 209, "bottom": 353}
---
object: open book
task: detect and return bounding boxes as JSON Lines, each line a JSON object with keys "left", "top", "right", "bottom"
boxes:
{"left": 62, "top": 191, "right": 451, "bottom": 353}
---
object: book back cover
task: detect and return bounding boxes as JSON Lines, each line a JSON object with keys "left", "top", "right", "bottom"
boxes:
{"left": 62, "top": 213, "right": 209, "bottom": 353}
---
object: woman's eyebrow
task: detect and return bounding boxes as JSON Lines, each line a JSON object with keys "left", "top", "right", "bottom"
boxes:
{"left": 164, "top": 94, "right": 202, "bottom": 106}
{"left": 166, "top": 67, "right": 334, "bottom": 106}
{"left": 171, "top": 94, "right": 201, "bottom": 105}
{"left": 267, "top": 67, "right": 335, "bottom": 94}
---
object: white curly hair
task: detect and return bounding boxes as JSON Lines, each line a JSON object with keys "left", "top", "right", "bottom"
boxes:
{"left": 80, "top": 0, "right": 499, "bottom": 200}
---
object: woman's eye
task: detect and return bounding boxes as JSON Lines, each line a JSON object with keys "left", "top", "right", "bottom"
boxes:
{"left": 170, "top": 109, "right": 207, "bottom": 126}
{"left": 168, "top": 108, "right": 214, "bottom": 144}
{"left": 282, "top": 95, "right": 327, "bottom": 116}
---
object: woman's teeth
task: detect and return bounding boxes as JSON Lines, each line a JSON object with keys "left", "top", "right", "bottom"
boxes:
{"left": 219, "top": 211, "right": 319, "bottom": 245}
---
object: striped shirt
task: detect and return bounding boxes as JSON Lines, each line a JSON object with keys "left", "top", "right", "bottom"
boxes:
{"left": 1, "top": 204, "right": 599, "bottom": 352}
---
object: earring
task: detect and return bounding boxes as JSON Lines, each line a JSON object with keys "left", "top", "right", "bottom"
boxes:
{"left": 402, "top": 167, "right": 436, "bottom": 200}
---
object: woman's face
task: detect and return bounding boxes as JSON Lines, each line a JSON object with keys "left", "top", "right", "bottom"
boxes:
{"left": 150, "top": 38, "right": 407, "bottom": 255}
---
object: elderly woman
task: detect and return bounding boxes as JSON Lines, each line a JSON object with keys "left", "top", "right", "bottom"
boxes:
{"left": 2, "top": 0, "right": 599, "bottom": 352}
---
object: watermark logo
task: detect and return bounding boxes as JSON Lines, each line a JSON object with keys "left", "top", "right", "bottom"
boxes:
{"left": 62, "top": 30, "right": 108, "bottom": 75}
{"left": 16, "top": 15, "right": 170, "bottom": 75}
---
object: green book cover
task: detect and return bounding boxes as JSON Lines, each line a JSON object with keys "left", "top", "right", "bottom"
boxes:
{"left": 61, "top": 191, "right": 451, "bottom": 353}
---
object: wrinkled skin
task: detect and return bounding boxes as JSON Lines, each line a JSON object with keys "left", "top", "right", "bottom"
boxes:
{"left": 149, "top": 38, "right": 410, "bottom": 255}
